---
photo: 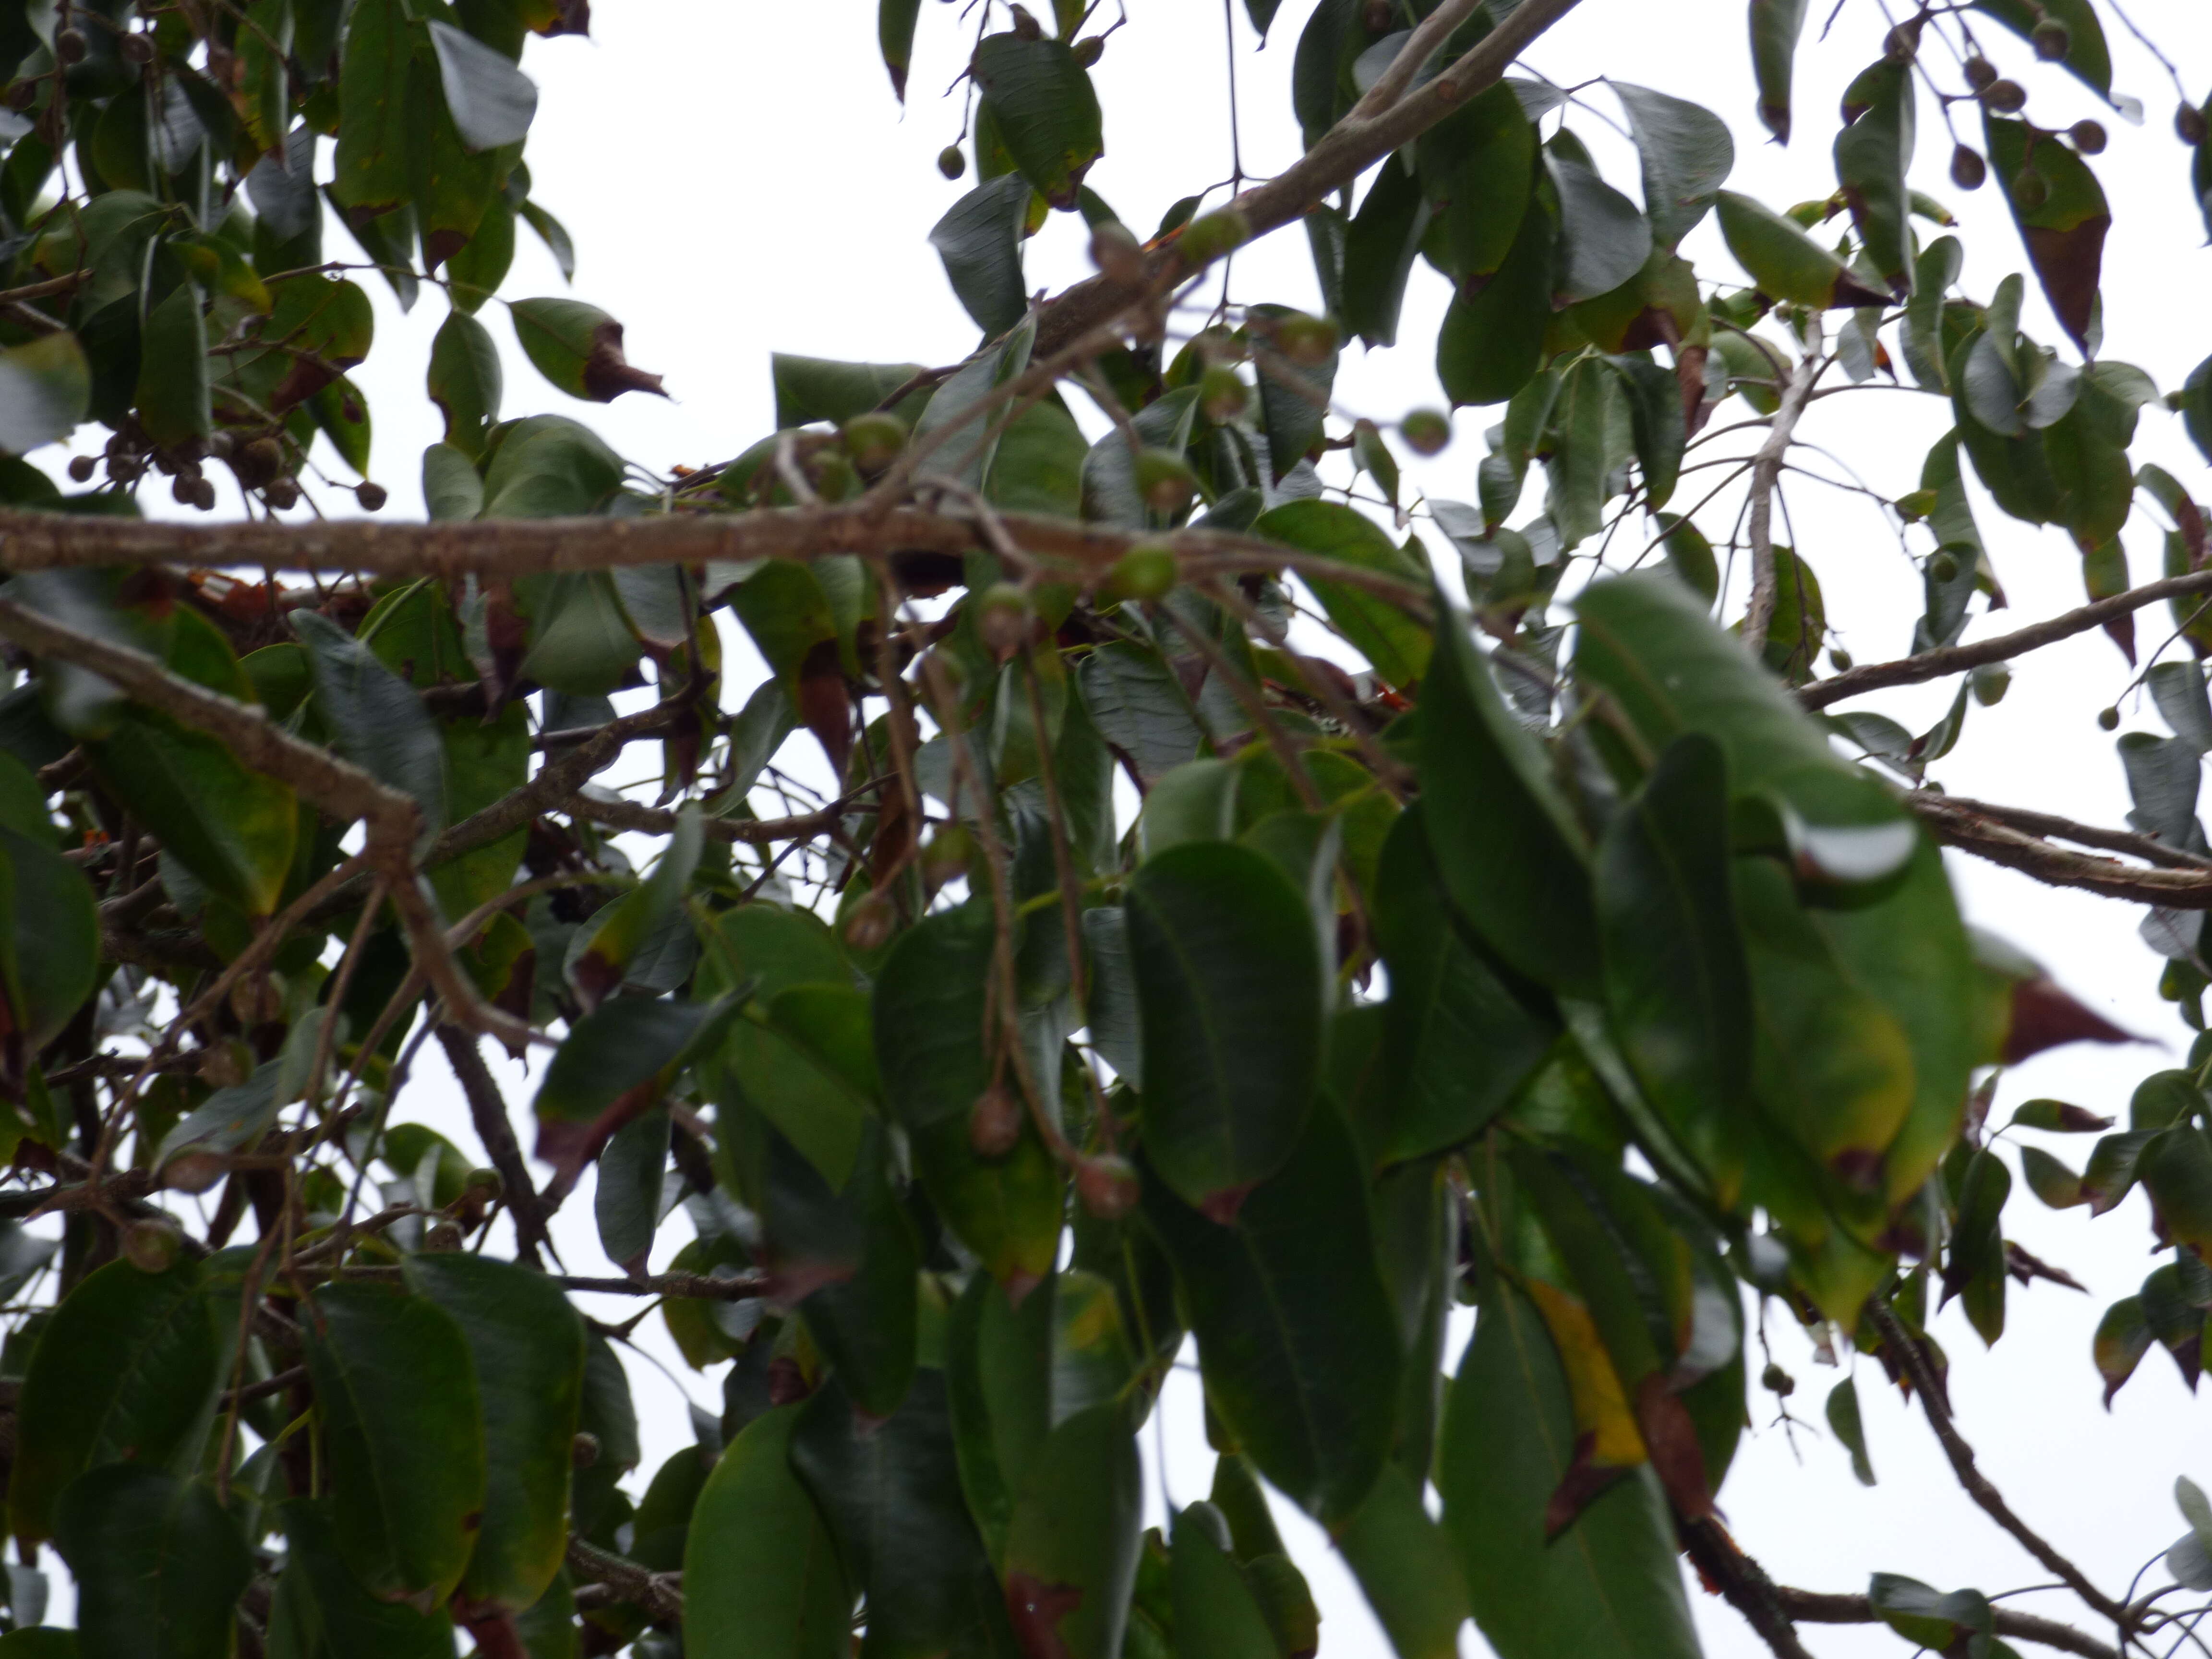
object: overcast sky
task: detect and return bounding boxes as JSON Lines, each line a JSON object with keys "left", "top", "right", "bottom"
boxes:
{"left": 35, "top": 0, "right": 2212, "bottom": 1651}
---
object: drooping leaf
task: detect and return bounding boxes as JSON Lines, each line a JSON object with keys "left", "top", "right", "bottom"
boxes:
{"left": 1833, "top": 58, "right": 1916, "bottom": 297}
{"left": 510, "top": 297, "right": 666, "bottom": 402}
{"left": 930, "top": 174, "right": 1032, "bottom": 338}
{"left": 972, "top": 32, "right": 1103, "bottom": 211}
{"left": 1715, "top": 190, "right": 1888, "bottom": 308}
{"left": 685, "top": 1405, "right": 852, "bottom": 1659}
{"left": 1612, "top": 82, "right": 1732, "bottom": 248}
{"left": 1254, "top": 500, "right": 1431, "bottom": 688}
{"left": 54, "top": 1467, "right": 251, "bottom": 1659}
{"left": 1983, "top": 113, "right": 2108, "bottom": 354}
{"left": 1748, "top": 0, "right": 1810, "bottom": 142}
{"left": 427, "top": 20, "right": 538, "bottom": 151}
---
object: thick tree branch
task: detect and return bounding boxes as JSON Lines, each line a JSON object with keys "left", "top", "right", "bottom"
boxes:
{"left": 563, "top": 791, "right": 839, "bottom": 846}
{"left": 1778, "top": 1590, "right": 2116, "bottom": 1659}
{"left": 1680, "top": 1517, "right": 1821, "bottom": 1659}
{"left": 1911, "top": 792, "right": 2212, "bottom": 872}
{"left": 0, "top": 505, "right": 1428, "bottom": 608}
{"left": 1865, "top": 1302, "right": 2130, "bottom": 1630}
{"left": 1804, "top": 569, "right": 2212, "bottom": 709}
{"left": 1909, "top": 794, "right": 2212, "bottom": 908}
{"left": 566, "top": 1538, "right": 682, "bottom": 1623}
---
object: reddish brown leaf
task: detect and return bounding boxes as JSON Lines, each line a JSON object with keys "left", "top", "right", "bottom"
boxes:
{"left": 1007, "top": 1571, "right": 1086, "bottom": 1659}
{"left": 1632, "top": 1375, "right": 1715, "bottom": 1523}
{"left": 2001, "top": 975, "right": 2137, "bottom": 1065}
{"left": 796, "top": 640, "right": 854, "bottom": 779}
{"left": 581, "top": 318, "right": 666, "bottom": 402}
{"left": 1543, "top": 1432, "right": 1636, "bottom": 1539}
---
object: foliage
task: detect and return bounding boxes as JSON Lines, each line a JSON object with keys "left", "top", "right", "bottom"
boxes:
{"left": 0, "top": 0, "right": 2206, "bottom": 1657}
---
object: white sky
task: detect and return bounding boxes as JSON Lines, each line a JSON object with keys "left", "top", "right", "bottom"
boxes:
{"left": 30, "top": 0, "right": 2212, "bottom": 1652}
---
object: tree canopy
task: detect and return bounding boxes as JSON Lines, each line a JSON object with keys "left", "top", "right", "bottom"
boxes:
{"left": 0, "top": 0, "right": 2211, "bottom": 1656}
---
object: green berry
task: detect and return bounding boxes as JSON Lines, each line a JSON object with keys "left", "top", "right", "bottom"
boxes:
{"left": 1176, "top": 207, "right": 1250, "bottom": 267}
{"left": 1271, "top": 311, "right": 1338, "bottom": 369}
{"left": 1199, "top": 364, "right": 1249, "bottom": 424}
{"left": 1132, "top": 448, "right": 1197, "bottom": 517}
{"left": 1400, "top": 409, "right": 1451, "bottom": 456}
{"left": 1103, "top": 543, "right": 1178, "bottom": 604}
{"left": 842, "top": 411, "right": 908, "bottom": 475}
{"left": 938, "top": 144, "right": 967, "bottom": 180}
{"left": 2097, "top": 706, "right": 2120, "bottom": 731}
{"left": 975, "top": 580, "right": 1034, "bottom": 661}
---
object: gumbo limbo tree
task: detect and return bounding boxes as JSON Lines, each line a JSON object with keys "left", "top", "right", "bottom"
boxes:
{"left": 4, "top": 0, "right": 2212, "bottom": 1654}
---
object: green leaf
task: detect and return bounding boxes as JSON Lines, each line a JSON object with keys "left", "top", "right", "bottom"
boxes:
{"left": 0, "top": 331, "right": 89, "bottom": 455}
{"left": 1126, "top": 840, "right": 1323, "bottom": 1212}
{"left": 291, "top": 609, "right": 446, "bottom": 833}
{"left": 1254, "top": 500, "right": 1430, "bottom": 688}
{"left": 948, "top": 1272, "right": 1054, "bottom": 1567}
{"left": 771, "top": 355, "right": 928, "bottom": 429}
{"left": 1597, "top": 733, "right": 1754, "bottom": 1187}
{"left": 1715, "top": 191, "right": 1887, "bottom": 308}
{"left": 1833, "top": 59, "right": 1915, "bottom": 297}
{"left": 533, "top": 995, "right": 727, "bottom": 1174}
{"left": 1170, "top": 1505, "right": 1278, "bottom": 1659}
{"left": 1549, "top": 153, "right": 1652, "bottom": 305}
{"left": 332, "top": 0, "right": 411, "bottom": 214}
{"left": 1141, "top": 1102, "right": 1401, "bottom": 1523}
{"left": 1439, "top": 1282, "right": 1702, "bottom": 1659}
{"left": 404, "top": 1255, "right": 585, "bottom": 1613}
{"left": 791, "top": 1372, "right": 1010, "bottom": 1659}
{"left": 879, "top": 0, "right": 923, "bottom": 98}
{"left": 427, "top": 20, "right": 536, "bottom": 150}
{"left": 1825, "top": 1375, "right": 1876, "bottom": 1485}
{"left": 1607, "top": 351, "right": 1684, "bottom": 509}
{"left": 1335, "top": 1462, "right": 1471, "bottom": 1659}
{"left": 302, "top": 1282, "right": 487, "bottom": 1609}
{"left": 0, "top": 824, "right": 96, "bottom": 1050}
{"left": 972, "top": 32, "right": 1104, "bottom": 210}
{"left": 1973, "top": 0, "right": 2111, "bottom": 96}
{"left": 1983, "top": 114, "right": 2107, "bottom": 355}
{"left": 919, "top": 318, "right": 1037, "bottom": 492}
{"left": 136, "top": 279, "right": 211, "bottom": 447}
{"left": 1343, "top": 155, "right": 1432, "bottom": 349}
{"left": 2144, "top": 1129, "right": 2212, "bottom": 1260}
{"left": 1869, "top": 1575, "right": 1993, "bottom": 1653}
{"left": 428, "top": 701, "right": 530, "bottom": 919}
{"left": 1249, "top": 303, "right": 1336, "bottom": 484}
{"left": 429, "top": 309, "right": 503, "bottom": 457}
{"left": 268, "top": 1498, "right": 456, "bottom": 1659}
{"left": 1418, "top": 610, "right": 1599, "bottom": 995}
{"left": 912, "top": 1105, "right": 1065, "bottom": 1296}
{"left": 684, "top": 1405, "right": 851, "bottom": 1659}
{"left": 987, "top": 396, "right": 1088, "bottom": 517}
{"left": 1436, "top": 168, "right": 1556, "bottom": 406}
{"left": 1003, "top": 1403, "right": 1144, "bottom": 1659}
{"left": 1748, "top": 0, "right": 1809, "bottom": 142}
{"left": 510, "top": 298, "right": 665, "bottom": 402}
{"left": 874, "top": 899, "right": 995, "bottom": 1132}
{"left": 568, "top": 804, "right": 703, "bottom": 1007}
{"left": 1371, "top": 807, "right": 1557, "bottom": 1164}
{"left": 2094, "top": 1294, "right": 2152, "bottom": 1403}
{"left": 594, "top": 1104, "right": 668, "bottom": 1272}
{"left": 1612, "top": 82, "right": 1731, "bottom": 248}
{"left": 930, "top": 174, "right": 1032, "bottom": 338}
{"left": 55, "top": 1467, "right": 251, "bottom": 1659}
{"left": 2021, "top": 1144, "right": 2086, "bottom": 1209}
{"left": 1416, "top": 83, "right": 1537, "bottom": 285}
{"left": 10, "top": 1259, "right": 219, "bottom": 1547}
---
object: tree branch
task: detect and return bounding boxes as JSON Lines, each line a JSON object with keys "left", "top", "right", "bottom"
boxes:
{"left": 1741, "top": 344, "right": 1822, "bottom": 654}
{"left": 1908, "top": 793, "right": 2212, "bottom": 908}
{"left": 565, "top": 1538, "right": 683, "bottom": 1623}
{"left": 1911, "top": 792, "right": 2212, "bottom": 872}
{"left": 1803, "top": 569, "right": 2212, "bottom": 709}
{"left": 1865, "top": 1301, "right": 2130, "bottom": 1630}
{"left": 1680, "top": 1517, "right": 1821, "bottom": 1659}
{"left": 435, "top": 1024, "right": 553, "bottom": 1270}
{"left": 1778, "top": 1589, "right": 2117, "bottom": 1659}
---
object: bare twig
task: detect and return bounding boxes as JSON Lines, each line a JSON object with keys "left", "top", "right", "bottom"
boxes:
{"left": 1681, "top": 1518, "right": 1821, "bottom": 1659}
{"left": 1741, "top": 341, "right": 1823, "bottom": 654}
{"left": 566, "top": 1538, "right": 683, "bottom": 1623}
{"left": 1908, "top": 795, "right": 2212, "bottom": 909}
{"left": 1779, "top": 1589, "right": 2117, "bottom": 1659}
{"left": 1908, "top": 792, "right": 2212, "bottom": 873}
{"left": 436, "top": 1025, "right": 553, "bottom": 1270}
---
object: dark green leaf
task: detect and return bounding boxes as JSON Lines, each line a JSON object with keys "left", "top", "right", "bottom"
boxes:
{"left": 1254, "top": 500, "right": 1430, "bottom": 687}
{"left": 1612, "top": 82, "right": 1732, "bottom": 248}
{"left": 1607, "top": 351, "right": 1684, "bottom": 508}
{"left": 268, "top": 1498, "right": 456, "bottom": 1659}
{"left": 427, "top": 20, "right": 536, "bottom": 150}
{"left": 880, "top": 0, "right": 924, "bottom": 99}
{"left": 1983, "top": 113, "right": 2107, "bottom": 354}
{"left": 1003, "top": 1403, "right": 1144, "bottom": 1659}
{"left": 0, "top": 332, "right": 90, "bottom": 455}
{"left": 1748, "top": 0, "right": 1810, "bottom": 142}
{"left": 1170, "top": 1505, "right": 1278, "bottom": 1659}
{"left": 1436, "top": 168, "right": 1556, "bottom": 407}
{"left": 1548, "top": 154, "right": 1652, "bottom": 304}
{"left": 1715, "top": 190, "right": 1887, "bottom": 308}
{"left": 930, "top": 174, "right": 1032, "bottom": 338}
{"left": 684, "top": 1405, "right": 851, "bottom": 1659}
{"left": 1833, "top": 59, "right": 1915, "bottom": 297}
{"left": 972, "top": 33, "right": 1103, "bottom": 210}
{"left": 55, "top": 1468, "right": 250, "bottom": 1659}
{"left": 291, "top": 609, "right": 446, "bottom": 832}
{"left": 429, "top": 309, "right": 503, "bottom": 457}
{"left": 510, "top": 297, "right": 664, "bottom": 402}
{"left": 1335, "top": 1462, "right": 1470, "bottom": 1659}
{"left": 1825, "top": 1375, "right": 1875, "bottom": 1485}
{"left": 1343, "top": 156, "right": 1431, "bottom": 349}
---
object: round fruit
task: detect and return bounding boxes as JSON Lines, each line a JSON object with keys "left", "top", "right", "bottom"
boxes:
{"left": 2097, "top": 706, "right": 2120, "bottom": 731}
{"left": 1176, "top": 207, "right": 1250, "bottom": 267}
{"left": 120, "top": 31, "right": 152, "bottom": 63}
{"left": 1930, "top": 551, "right": 1960, "bottom": 584}
{"left": 1090, "top": 220, "right": 1143, "bottom": 286}
{"left": 54, "top": 26, "right": 85, "bottom": 63}
{"left": 1199, "top": 363, "right": 1249, "bottom": 424}
{"left": 975, "top": 580, "right": 1034, "bottom": 660}
{"left": 938, "top": 144, "right": 967, "bottom": 180}
{"left": 1760, "top": 1362, "right": 1795, "bottom": 1397}
{"left": 2070, "top": 119, "right": 2107, "bottom": 154}
{"left": 465, "top": 1166, "right": 503, "bottom": 1199}
{"left": 1401, "top": 409, "right": 1451, "bottom": 456}
{"left": 1950, "top": 143, "right": 1986, "bottom": 191}
{"left": 1075, "top": 1154, "right": 1140, "bottom": 1221}
{"left": 1973, "top": 661, "right": 2011, "bottom": 706}
{"left": 1963, "top": 55, "right": 1997, "bottom": 89}
{"left": 66, "top": 454, "right": 94, "bottom": 482}
{"left": 2032, "top": 18, "right": 2069, "bottom": 59}
{"left": 2178, "top": 101, "right": 2210, "bottom": 146}
{"left": 1071, "top": 35, "right": 1103, "bottom": 67}
{"left": 968, "top": 1083, "right": 1024, "bottom": 1158}
{"left": 842, "top": 894, "right": 896, "bottom": 952}
{"left": 356, "top": 480, "right": 387, "bottom": 511}
{"left": 1132, "top": 448, "right": 1196, "bottom": 517}
{"left": 1272, "top": 311, "right": 1338, "bottom": 369}
{"left": 121, "top": 1218, "right": 183, "bottom": 1273}
{"left": 1982, "top": 78, "right": 2027, "bottom": 113}
{"left": 1103, "top": 542, "right": 1178, "bottom": 604}
{"left": 265, "top": 477, "right": 299, "bottom": 509}
{"left": 842, "top": 410, "right": 908, "bottom": 475}
{"left": 190, "top": 476, "right": 216, "bottom": 511}
{"left": 2011, "top": 170, "right": 2049, "bottom": 210}
{"left": 572, "top": 1432, "right": 601, "bottom": 1468}
{"left": 424, "top": 1221, "right": 465, "bottom": 1252}
{"left": 1827, "top": 645, "right": 1854, "bottom": 671}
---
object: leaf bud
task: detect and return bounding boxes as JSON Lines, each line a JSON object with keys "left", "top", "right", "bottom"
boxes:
{"left": 975, "top": 580, "right": 1034, "bottom": 661}
{"left": 938, "top": 144, "right": 967, "bottom": 181}
{"left": 1963, "top": 55, "right": 1997, "bottom": 90}
{"left": 121, "top": 1217, "right": 183, "bottom": 1273}
{"left": 2069, "top": 119, "right": 2107, "bottom": 154}
{"left": 2179, "top": 101, "right": 2210, "bottom": 147}
{"left": 1270, "top": 311, "right": 1338, "bottom": 369}
{"left": 2031, "top": 18, "right": 2069, "bottom": 59}
{"left": 843, "top": 893, "right": 896, "bottom": 953}
{"left": 1090, "top": 219, "right": 1143, "bottom": 286}
{"left": 1950, "top": 143, "right": 1986, "bottom": 191}
{"left": 968, "top": 1083, "right": 1024, "bottom": 1158}
{"left": 1071, "top": 34, "right": 1103, "bottom": 67}
{"left": 54, "top": 26, "right": 85, "bottom": 63}
{"left": 120, "top": 30, "right": 152, "bottom": 64}
{"left": 2097, "top": 706, "right": 2119, "bottom": 731}
{"left": 1175, "top": 207, "right": 1250, "bottom": 268}
{"left": 356, "top": 480, "right": 387, "bottom": 512}
{"left": 67, "top": 454, "right": 94, "bottom": 482}
{"left": 1981, "top": 78, "right": 2027, "bottom": 114}
{"left": 1760, "top": 1362, "right": 1795, "bottom": 1397}
{"left": 1075, "top": 1154, "right": 1140, "bottom": 1221}
{"left": 571, "top": 1431, "right": 601, "bottom": 1468}
{"left": 1972, "top": 661, "right": 2011, "bottom": 706}
{"left": 2011, "top": 169, "right": 2049, "bottom": 211}
{"left": 1103, "top": 542, "right": 1179, "bottom": 605}
{"left": 1400, "top": 409, "right": 1451, "bottom": 456}
{"left": 1132, "top": 448, "right": 1197, "bottom": 517}
{"left": 842, "top": 411, "right": 908, "bottom": 476}
{"left": 424, "top": 1221, "right": 465, "bottom": 1252}
{"left": 1199, "top": 363, "right": 1249, "bottom": 424}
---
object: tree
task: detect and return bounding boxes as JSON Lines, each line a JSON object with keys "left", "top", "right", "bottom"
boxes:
{"left": 0, "top": 0, "right": 2210, "bottom": 1651}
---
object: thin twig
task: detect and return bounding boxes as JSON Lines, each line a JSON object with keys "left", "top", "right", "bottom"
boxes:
{"left": 1741, "top": 339, "right": 1824, "bottom": 653}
